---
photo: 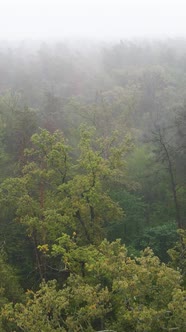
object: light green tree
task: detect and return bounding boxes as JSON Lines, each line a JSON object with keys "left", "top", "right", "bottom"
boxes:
{"left": 0, "top": 127, "right": 127, "bottom": 280}
{"left": 1, "top": 240, "right": 186, "bottom": 332}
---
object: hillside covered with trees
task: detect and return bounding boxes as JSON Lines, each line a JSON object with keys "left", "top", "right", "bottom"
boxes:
{"left": 0, "top": 39, "right": 186, "bottom": 331}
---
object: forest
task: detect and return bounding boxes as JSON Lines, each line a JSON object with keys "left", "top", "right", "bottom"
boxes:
{"left": 0, "top": 39, "right": 186, "bottom": 331}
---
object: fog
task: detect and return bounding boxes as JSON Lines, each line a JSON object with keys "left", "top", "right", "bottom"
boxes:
{"left": 1, "top": 1, "right": 186, "bottom": 322}
{"left": 1, "top": 0, "right": 186, "bottom": 41}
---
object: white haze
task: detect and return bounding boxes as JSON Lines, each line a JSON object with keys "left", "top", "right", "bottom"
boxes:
{"left": 0, "top": 0, "right": 186, "bottom": 41}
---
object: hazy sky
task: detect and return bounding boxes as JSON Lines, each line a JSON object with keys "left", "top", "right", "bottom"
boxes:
{"left": 0, "top": 0, "right": 186, "bottom": 41}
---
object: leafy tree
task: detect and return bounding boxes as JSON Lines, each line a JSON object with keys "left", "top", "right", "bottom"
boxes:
{"left": 137, "top": 222, "right": 178, "bottom": 262}
{"left": 0, "top": 92, "right": 38, "bottom": 171}
{"left": 0, "top": 129, "right": 71, "bottom": 280}
{"left": 1, "top": 240, "right": 186, "bottom": 332}
{"left": 0, "top": 250, "right": 22, "bottom": 309}
{"left": 0, "top": 127, "right": 128, "bottom": 281}
{"left": 168, "top": 229, "right": 186, "bottom": 285}
{"left": 107, "top": 189, "right": 146, "bottom": 244}
{"left": 152, "top": 126, "right": 183, "bottom": 228}
{"left": 126, "top": 145, "right": 175, "bottom": 228}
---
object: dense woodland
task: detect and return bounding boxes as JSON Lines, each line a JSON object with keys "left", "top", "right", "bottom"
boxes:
{"left": 0, "top": 39, "right": 186, "bottom": 331}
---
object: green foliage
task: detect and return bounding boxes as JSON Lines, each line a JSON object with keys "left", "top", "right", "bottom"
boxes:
{"left": 1, "top": 41, "right": 186, "bottom": 331}
{"left": 0, "top": 93, "right": 38, "bottom": 169}
{"left": 108, "top": 189, "right": 146, "bottom": 244}
{"left": 137, "top": 222, "right": 178, "bottom": 262}
{"left": 127, "top": 145, "right": 178, "bottom": 226}
{"left": 168, "top": 229, "right": 186, "bottom": 285}
{"left": 0, "top": 218, "right": 35, "bottom": 289}
{"left": 0, "top": 127, "right": 127, "bottom": 280}
{"left": 1, "top": 240, "right": 186, "bottom": 332}
{"left": 0, "top": 251, "right": 23, "bottom": 309}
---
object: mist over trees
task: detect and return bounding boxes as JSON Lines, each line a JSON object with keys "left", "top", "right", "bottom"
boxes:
{"left": 0, "top": 39, "right": 186, "bottom": 331}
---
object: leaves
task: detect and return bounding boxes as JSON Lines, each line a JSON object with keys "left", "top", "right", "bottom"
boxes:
{"left": 2, "top": 240, "right": 186, "bottom": 332}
